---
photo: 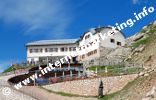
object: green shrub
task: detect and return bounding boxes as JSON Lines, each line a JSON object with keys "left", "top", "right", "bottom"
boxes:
{"left": 132, "top": 38, "right": 148, "bottom": 48}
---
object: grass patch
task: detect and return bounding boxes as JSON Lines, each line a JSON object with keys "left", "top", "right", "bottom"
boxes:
{"left": 57, "top": 92, "right": 85, "bottom": 97}
{"left": 3, "top": 65, "right": 35, "bottom": 73}
{"left": 40, "top": 86, "right": 96, "bottom": 98}
{"left": 132, "top": 37, "right": 150, "bottom": 48}
{"left": 88, "top": 66, "right": 143, "bottom": 76}
{"left": 88, "top": 65, "right": 124, "bottom": 71}
{"left": 100, "top": 76, "right": 148, "bottom": 100}
{"left": 3, "top": 67, "right": 14, "bottom": 73}
{"left": 147, "top": 24, "right": 156, "bottom": 34}
{"left": 98, "top": 67, "right": 142, "bottom": 76}
{"left": 99, "top": 92, "right": 119, "bottom": 100}
{"left": 132, "top": 24, "right": 156, "bottom": 48}
{"left": 141, "top": 29, "right": 146, "bottom": 33}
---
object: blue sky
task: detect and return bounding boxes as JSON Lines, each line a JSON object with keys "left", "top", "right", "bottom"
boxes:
{"left": 0, "top": 0, "right": 156, "bottom": 72}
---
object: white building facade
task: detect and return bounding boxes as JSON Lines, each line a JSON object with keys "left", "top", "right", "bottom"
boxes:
{"left": 26, "top": 39, "right": 78, "bottom": 64}
{"left": 78, "top": 27, "right": 125, "bottom": 62}
{"left": 26, "top": 27, "right": 125, "bottom": 65}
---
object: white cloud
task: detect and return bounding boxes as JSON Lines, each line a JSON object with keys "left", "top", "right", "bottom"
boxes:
{"left": 132, "top": 0, "right": 139, "bottom": 4}
{"left": 0, "top": 0, "right": 72, "bottom": 38}
{"left": 132, "top": 0, "right": 148, "bottom": 5}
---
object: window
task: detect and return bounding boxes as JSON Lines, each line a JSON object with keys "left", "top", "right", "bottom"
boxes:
{"left": 85, "top": 34, "right": 90, "bottom": 40}
{"left": 73, "top": 47, "right": 76, "bottom": 51}
{"left": 45, "top": 48, "right": 58, "bottom": 52}
{"left": 87, "top": 52, "right": 90, "bottom": 56}
{"left": 79, "top": 55, "right": 81, "bottom": 59}
{"left": 86, "top": 50, "right": 97, "bottom": 56}
{"left": 29, "top": 49, "right": 40, "bottom": 53}
{"left": 87, "top": 51, "right": 94, "bottom": 56}
{"left": 69, "top": 47, "right": 76, "bottom": 51}
{"left": 69, "top": 47, "right": 71, "bottom": 51}
{"left": 89, "top": 60, "right": 94, "bottom": 64}
{"left": 49, "top": 48, "right": 53, "bottom": 52}
{"left": 117, "top": 42, "right": 121, "bottom": 46}
{"left": 89, "top": 42, "right": 93, "bottom": 46}
{"left": 31, "top": 58, "right": 34, "bottom": 63}
{"left": 40, "top": 48, "right": 43, "bottom": 52}
{"left": 91, "top": 51, "right": 94, "bottom": 55}
{"left": 53, "top": 48, "right": 58, "bottom": 52}
{"left": 110, "top": 39, "right": 115, "bottom": 43}
{"left": 94, "top": 49, "right": 97, "bottom": 54}
{"left": 60, "top": 47, "right": 68, "bottom": 52}
{"left": 79, "top": 47, "right": 81, "bottom": 51}
{"left": 49, "top": 48, "right": 58, "bottom": 52}
{"left": 30, "top": 49, "right": 33, "bottom": 53}
{"left": 45, "top": 48, "right": 48, "bottom": 52}
{"left": 64, "top": 48, "right": 68, "bottom": 51}
{"left": 83, "top": 46, "right": 85, "bottom": 49}
{"left": 60, "top": 48, "right": 64, "bottom": 52}
{"left": 82, "top": 54, "right": 85, "bottom": 59}
{"left": 34, "top": 49, "right": 39, "bottom": 53}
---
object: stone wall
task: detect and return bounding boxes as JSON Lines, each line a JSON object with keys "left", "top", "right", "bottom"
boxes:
{"left": 43, "top": 74, "right": 137, "bottom": 96}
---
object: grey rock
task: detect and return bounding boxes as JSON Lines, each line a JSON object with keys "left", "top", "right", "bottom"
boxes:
{"left": 139, "top": 72, "right": 144, "bottom": 76}
{"left": 142, "top": 26, "right": 147, "bottom": 30}
{"left": 144, "top": 73, "right": 149, "bottom": 77}
{"left": 133, "top": 34, "right": 144, "bottom": 41}
{"left": 153, "top": 21, "right": 156, "bottom": 26}
{"left": 134, "top": 45, "right": 145, "bottom": 52}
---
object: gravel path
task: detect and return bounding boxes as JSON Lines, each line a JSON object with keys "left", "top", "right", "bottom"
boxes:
{"left": 0, "top": 74, "right": 36, "bottom": 100}
{"left": 0, "top": 86, "right": 36, "bottom": 100}
{"left": 20, "top": 86, "right": 97, "bottom": 100}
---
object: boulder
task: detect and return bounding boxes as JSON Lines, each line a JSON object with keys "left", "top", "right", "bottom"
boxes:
{"left": 144, "top": 73, "right": 149, "bottom": 77}
{"left": 142, "top": 26, "right": 147, "bottom": 30}
{"left": 134, "top": 45, "right": 145, "bottom": 52}
{"left": 133, "top": 34, "right": 144, "bottom": 41}
{"left": 138, "top": 72, "right": 144, "bottom": 76}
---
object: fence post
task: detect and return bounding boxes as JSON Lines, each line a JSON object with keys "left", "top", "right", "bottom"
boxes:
{"left": 70, "top": 70, "right": 72, "bottom": 77}
{"left": 55, "top": 72, "right": 57, "bottom": 78}
{"left": 62, "top": 71, "right": 65, "bottom": 77}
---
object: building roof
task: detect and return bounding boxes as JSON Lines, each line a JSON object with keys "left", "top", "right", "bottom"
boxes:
{"left": 26, "top": 39, "right": 79, "bottom": 46}
{"left": 26, "top": 26, "right": 126, "bottom": 46}
{"left": 79, "top": 26, "right": 126, "bottom": 41}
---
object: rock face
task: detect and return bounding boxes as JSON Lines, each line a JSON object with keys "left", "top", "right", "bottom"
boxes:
{"left": 82, "top": 46, "right": 132, "bottom": 67}
{"left": 134, "top": 45, "right": 145, "bottom": 52}
{"left": 100, "top": 47, "right": 131, "bottom": 65}
{"left": 142, "top": 85, "right": 156, "bottom": 100}
{"left": 153, "top": 21, "right": 156, "bottom": 26}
